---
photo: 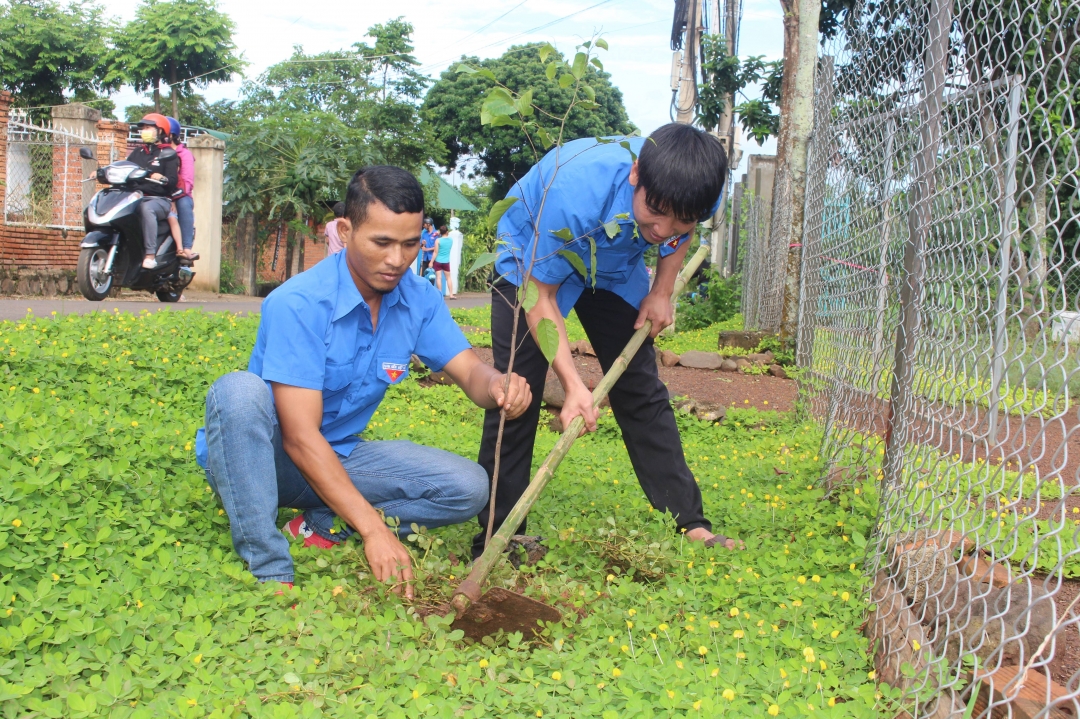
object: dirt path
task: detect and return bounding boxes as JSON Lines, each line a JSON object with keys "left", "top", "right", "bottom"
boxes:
{"left": 470, "top": 348, "right": 799, "bottom": 412}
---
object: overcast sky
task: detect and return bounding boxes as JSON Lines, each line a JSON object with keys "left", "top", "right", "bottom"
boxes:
{"left": 100, "top": 0, "right": 782, "bottom": 176}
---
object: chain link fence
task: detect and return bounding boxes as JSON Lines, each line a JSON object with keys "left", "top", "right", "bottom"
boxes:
{"left": 797, "top": 0, "right": 1080, "bottom": 714}
{"left": 741, "top": 191, "right": 782, "bottom": 329}
{"left": 4, "top": 112, "right": 97, "bottom": 230}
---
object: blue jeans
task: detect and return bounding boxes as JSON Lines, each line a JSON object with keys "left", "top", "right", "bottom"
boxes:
{"left": 174, "top": 195, "right": 195, "bottom": 251}
{"left": 203, "top": 371, "right": 489, "bottom": 583}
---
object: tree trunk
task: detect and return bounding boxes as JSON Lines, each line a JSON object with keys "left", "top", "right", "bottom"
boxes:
{"left": 773, "top": 0, "right": 821, "bottom": 338}
{"left": 284, "top": 223, "right": 296, "bottom": 281}
{"left": 297, "top": 215, "right": 306, "bottom": 273}
{"left": 170, "top": 66, "right": 179, "bottom": 121}
{"left": 234, "top": 213, "right": 259, "bottom": 296}
{"left": 153, "top": 81, "right": 161, "bottom": 113}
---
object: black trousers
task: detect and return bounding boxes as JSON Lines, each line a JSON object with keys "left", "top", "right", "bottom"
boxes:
{"left": 474, "top": 280, "right": 711, "bottom": 557}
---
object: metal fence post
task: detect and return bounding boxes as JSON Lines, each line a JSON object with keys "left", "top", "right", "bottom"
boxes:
{"left": 871, "top": 119, "right": 896, "bottom": 365}
{"left": 987, "top": 78, "right": 1023, "bottom": 446}
{"left": 881, "top": 0, "right": 953, "bottom": 485}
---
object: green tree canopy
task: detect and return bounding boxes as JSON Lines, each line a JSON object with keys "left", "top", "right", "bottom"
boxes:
{"left": 115, "top": 0, "right": 241, "bottom": 120}
{"left": 124, "top": 90, "right": 241, "bottom": 132}
{"left": 422, "top": 42, "right": 636, "bottom": 198}
{"left": 224, "top": 19, "right": 442, "bottom": 224}
{"left": 0, "top": 0, "right": 122, "bottom": 111}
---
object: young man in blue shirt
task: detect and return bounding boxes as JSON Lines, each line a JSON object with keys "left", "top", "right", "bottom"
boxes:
{"left": 197, "top": 166, "right": 531, "bottom": 596}
{"left": 420, "top": 217, "right": 437, "bottom": 274}
{"left": 475, "top": 123, "right": 737, "bottom": 558}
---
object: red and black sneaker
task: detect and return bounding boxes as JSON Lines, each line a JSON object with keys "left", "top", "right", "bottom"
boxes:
{"left": 282, "top": 515, "right": 337, "bottom": 550}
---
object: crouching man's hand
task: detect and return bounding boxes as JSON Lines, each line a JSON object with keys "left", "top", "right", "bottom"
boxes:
{"left": 488, "top": 371, "right": 532, "bottom": 419}
{"left": 362, "top": 525, "right": 415, "bottom": 599}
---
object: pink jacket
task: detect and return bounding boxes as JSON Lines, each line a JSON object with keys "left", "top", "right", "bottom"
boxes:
{"left": 176, "top": 143, "right": 195, "bottom": 197}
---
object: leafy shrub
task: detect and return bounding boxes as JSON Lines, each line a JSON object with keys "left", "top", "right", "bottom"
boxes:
{"left": 675, "top": 267, "right": 742, "bottom": 332}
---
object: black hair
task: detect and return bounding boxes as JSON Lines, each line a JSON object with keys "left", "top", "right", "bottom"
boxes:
{"left": 332, "top": 201, "right": 345, "bottom": 218}
{"left": 438, "top": 225, "right": 448, "bottom": 234}
{"left": 345, "top": 166, "right": 425, "bottom": 227}
{"left": 636, "top": 123, "right": 728, "bottom": 223}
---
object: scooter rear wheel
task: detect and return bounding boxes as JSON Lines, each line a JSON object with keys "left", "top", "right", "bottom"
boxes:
{"left": 156, "top": 289, "right": 182, "bottom": 303}
{"left": 77, "top": 247, "right": 113, "bottom": 301}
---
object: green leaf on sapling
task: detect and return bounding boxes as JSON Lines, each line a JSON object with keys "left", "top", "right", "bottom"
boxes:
{"left": 571, "top": 52, "right": 588, "bottom": 80}
{"left": 545, "top": 62, "right": 558, "bottom": 80}
{"left": 595, "top": 37, "right": 609, "bottom": 50}
{"left": 536, "top": 318, "right": 560, "bottom": 364}
{"left": 558, "top": 250, "right": 587, "bottom": 279}
{"left": 520, "top": 282, "right": 539, "bottom": 312}
{"left": 487, "top": 197, "right": 518, "bottom": 230}
{"left": 550, "top": 228, "right": 575, "bottom": 241}
{"left": 558, "top": 73, "right": 575, "bottom": 89}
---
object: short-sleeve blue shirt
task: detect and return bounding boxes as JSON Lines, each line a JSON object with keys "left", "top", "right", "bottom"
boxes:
{"left": 195, "top": 250, "right": 471, "bottom": 466}
{"left": 494, "top": 136, "right": 710, "bottom": 317}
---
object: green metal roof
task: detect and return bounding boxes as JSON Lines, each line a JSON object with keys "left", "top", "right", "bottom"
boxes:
{"left": 417, "top": 167, "right": 477, "bottom": 213}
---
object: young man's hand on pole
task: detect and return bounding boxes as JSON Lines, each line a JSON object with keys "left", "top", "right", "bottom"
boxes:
{"left": 634, "top": 237, "right": 691, "bottom": 337}
{"left": 527, "top": 278, "right": 598, "bottom": 435}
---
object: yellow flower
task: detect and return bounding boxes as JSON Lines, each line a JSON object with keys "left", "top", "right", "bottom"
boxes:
{"left": 693, "top": 700, "right": 702, "bottom": 711}
{"left": 596, "top": 682, "right": 606, "bottom": 689}
{"left": 551, "top": 671, "right": 562, "bottom": 681}
{"left": 828, "top": 697, "right": 836, "bottom": 707}
{"left": 52, "top": 573, "right": 59, "bottom": 581}
{"left": 136, "top": 600, "right": 144, "bottom": 608}
{"left": 733, "top": 630, "right": 744, "bottom": 639}
{"left": 768, "top": 704, "right": 780, "bottom": 716}
{"left": 193, "top": 654, "right": 202, "bottom": 664}
{"left": 621, "top": 645, "right": 629, "bottom": 653}
{"left": 811, "top": 575, "right": 820, "bottom": 583}
{"left": 779, "top": 668, "right": 788, "bottom": 679}
{"left": 332, "top": 586, "right": 344, "bottom": 596}
{"left": 11, "top": 519, "right": 21, "bottom": 527}
{"left": 131, "top": 421, "right": 138, "bottom": 427}
{"left": 478, "top": 659, "right": 489, "bottom": 668}
{"left": 658, "top": 623, "right": 669, "bottom": 631}
{"left": 793, "top": 600, "right": 802, "bottom": 607}
{"left": 32, "top": 387, "right": 39, "bottom": 394}
{"left": 841, "top": 591, "right": 850, "bottom": 602}
{"left": 187, "top": 699, "right": 197, "bottom": 707}
{"left": 606, "top": 574, "right": 615, "bottom": 582}
{"left": 710, "top": 668, "right": 719, "bottom": 677}
{"left": 536, "top": 711, "right": 543, "bottom": 718}
{"left": 667, "top": 690, "right": 675, "bottom": 699}
{"left": 412, "top": 690, "right": 420, "bottom": 699}
{"left": 820, "top": 660, "right": 827, "bottom": 670}
{"left": 797, "top": 576, "right": 807, "bottom": 584}
{"left": 612, "top": 668, "right": 622, "bottom": 678}
{"left": 627, "top": 608, "right": 636, "bottom": 616}
{"left": 912, "top": 640, "right": 921, "bottom": 651}
{"left": 626, "top": 621, "right": 633, "bottom": 629}
{"left": 803, "top": 647, "right": 815, "bottom": 662}
{"left": 698, "top": 646, "right": 708, "bottom": 656}
{"left": 722, "top": 688, "right": 735, "bottom": 701}
{"left": 709, "top": 621, "right": 720, "bottom": 629}
{"left": 830, "top": 630, "right": 840, "bottom": 638}
{"left": 675, "top": 660, "right": 684, "bottom": 669}
{"left": 868, "top": 670, "right": 876, "bottom": 680}
{"left": 729, "top": 607, "right": 739, "bottom": 617}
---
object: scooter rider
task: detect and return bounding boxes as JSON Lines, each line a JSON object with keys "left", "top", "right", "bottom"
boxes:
{"left": 126, "top": 113, "right": 181, "bottom": 269}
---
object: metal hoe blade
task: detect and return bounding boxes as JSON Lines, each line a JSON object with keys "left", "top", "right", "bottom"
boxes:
{"left": 449, "top": 587, "right": 562, "bottom": 641}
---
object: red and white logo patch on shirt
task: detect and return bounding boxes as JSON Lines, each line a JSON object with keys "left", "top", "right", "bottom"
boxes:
{"left": 666, "top": 236, "right": 681, "bottom": 250}
{"left": 382, "top": 362, "right": 408, "bottom": 383}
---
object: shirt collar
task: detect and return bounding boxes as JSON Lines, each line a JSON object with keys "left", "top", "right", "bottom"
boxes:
{"left": 331, "top": 249, "right": 405, "bottom": 322}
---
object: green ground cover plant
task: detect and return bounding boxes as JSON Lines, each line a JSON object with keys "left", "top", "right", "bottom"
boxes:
{"left": 0, "top": 310, "right": 897, "bottom": 717}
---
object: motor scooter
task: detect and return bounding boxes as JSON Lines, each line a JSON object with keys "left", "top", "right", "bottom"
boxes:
{"left": 76, "top": 146, "right": 195, "bottom": 302}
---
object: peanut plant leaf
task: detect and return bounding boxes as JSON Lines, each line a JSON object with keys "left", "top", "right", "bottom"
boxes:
{"left": 558, "top": 250, "right": 587, "bottom": 279}
{"left": 466, "top": 251, "right": 494, "bottom": 274}
{"left": 487, "top": 197, "right": 518, "bottom": 230}
{"left": 536, "top": 318, "right": 560, "bottom": 364}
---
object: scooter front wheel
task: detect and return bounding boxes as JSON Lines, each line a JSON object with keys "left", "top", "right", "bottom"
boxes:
{"left": 77, "top": 247, "right": 113, "bottom": 301}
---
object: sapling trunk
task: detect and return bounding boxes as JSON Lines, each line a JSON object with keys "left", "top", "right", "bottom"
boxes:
{"left": 452, "top": 242, "right": 710, "bottom": 615}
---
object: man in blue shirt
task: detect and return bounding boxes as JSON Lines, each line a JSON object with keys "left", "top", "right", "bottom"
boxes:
{"left": 198, "top": 166, "right": 531, "bottom": 595}
{"left": 476, "top": 123, "right": 736, "bottom": 558}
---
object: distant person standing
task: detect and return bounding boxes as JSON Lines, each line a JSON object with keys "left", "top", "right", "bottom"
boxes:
{"left": 432, "top": 224, "right": 456, "bottom": 299}
{"left": 420, "top": 218, "right": 437, "bottom": 273}
{"left": 166, "top": 118, "right": 198, "bottom": 261}
{"left": 448, "top": 216, "right": 464, "bottom": 294}
{"left": 326, "top": 202, "right": 346, "bottom": 255}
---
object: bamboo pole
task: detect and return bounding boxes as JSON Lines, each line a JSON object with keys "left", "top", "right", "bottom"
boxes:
{"left": 451, "top": 241, "right": 711, "bottom": 613}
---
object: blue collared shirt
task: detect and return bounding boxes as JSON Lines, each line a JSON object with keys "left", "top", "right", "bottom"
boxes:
{"left": 494, "top": 136, "right": 713, "bottom": 316}
{"left": 421, "top": 229, "right": 436, "bottom": 261}
{"left": 195, "top": 250, "right": 471, "bottom": 465}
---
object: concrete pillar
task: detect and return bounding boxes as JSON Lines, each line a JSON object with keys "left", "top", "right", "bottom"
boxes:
{"left": 188, "top": 134, "right": 225, "bottom": 292}
{"left": 51, "top": 104, "right": 100, "bottom": 227}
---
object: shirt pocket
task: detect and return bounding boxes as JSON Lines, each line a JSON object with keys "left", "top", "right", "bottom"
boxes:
{"left": 323, "top": 360, "right": 354, "bottom": 393}
{"left": 377, "top": 355, "right": 411, "bottom": 385}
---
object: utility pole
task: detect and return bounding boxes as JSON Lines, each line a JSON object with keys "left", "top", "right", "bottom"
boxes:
{"left": 671, "top": 0, "right": 702, "bottom": 125}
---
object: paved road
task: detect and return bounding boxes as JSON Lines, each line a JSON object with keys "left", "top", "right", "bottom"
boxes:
{"left": 0, "top": 291, "right": 490, "bottom": 321}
